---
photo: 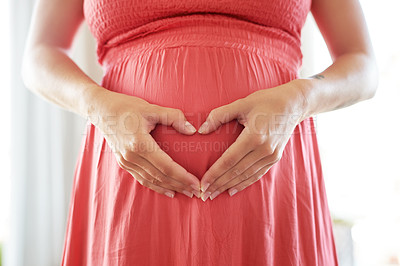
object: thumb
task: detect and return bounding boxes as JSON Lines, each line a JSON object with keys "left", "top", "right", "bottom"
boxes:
{"left": 198, "top": 100, "right": 245, "bottom": 134}
{"left": 152, "top": 105, "right": 197, "bottom": 135}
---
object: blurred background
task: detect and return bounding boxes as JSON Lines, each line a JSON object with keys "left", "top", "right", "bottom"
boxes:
{"left": 0, "top": 0, "right": 399, "bottom": 265}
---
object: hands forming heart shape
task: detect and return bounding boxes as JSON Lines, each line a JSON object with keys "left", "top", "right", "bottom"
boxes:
{"left": 93, "top": 80, "right": 308, "bottom": 202}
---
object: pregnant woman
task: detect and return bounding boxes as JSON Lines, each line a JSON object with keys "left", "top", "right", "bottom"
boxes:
{"left": 22, "top": 0, "right": 378, "bottom": 265}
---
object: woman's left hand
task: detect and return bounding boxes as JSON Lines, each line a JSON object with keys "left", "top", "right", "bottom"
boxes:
{"left": 198, "top": 80, "right": 309, "bottom": 201}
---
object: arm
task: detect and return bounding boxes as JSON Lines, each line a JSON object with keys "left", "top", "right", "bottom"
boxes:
{"left": 296, "top": 0, "right": 379, "bottom": 119}
{"left": 21, "top": 0, "right": 201, "bottom": 198}
{"left": 21, "top": 0, "right": 101, "bottom": 118}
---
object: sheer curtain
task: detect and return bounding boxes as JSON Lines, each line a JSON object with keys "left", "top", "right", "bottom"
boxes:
{"left": 4, "top": 1, "right": 317, "bottom": 265}
{"left": 5, "top": 0, "right": 102, "bottom": 265}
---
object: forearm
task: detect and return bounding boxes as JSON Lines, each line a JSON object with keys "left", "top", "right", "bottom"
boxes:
{"left": 294, "top": 52, "right": 379, "bottom": 120}
{"left": 21, "top": 44, "right": 108, "bottom": 119}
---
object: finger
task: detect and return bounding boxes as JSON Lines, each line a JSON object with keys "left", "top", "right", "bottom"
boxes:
{"left": 125, "top": 161, "right": 197, "bottom": 199}
{"left": 206, "top": 156, "right": 275, "bottom": 200}
{"left": 198, "top": 99, "right": 246, "bottom": 134}
{"left": 227, "top": 164, "right": 273, "bottom": 197}
{"left": 200, "top": 127, "right": 258, "bottom": 194}
{"left": 139, "top": 133, "right": 201, "bottom": 191}
{"left": 202, "top": 150, "right": 265, "bottom": 199}
{"left": 123, "top": 165, "right": 176, "bottom": 198}
{"left": 205, "top": 147, "right": 282, "bottom": 200}
{"left": 120, "top": 151, "right": 191, "bottom": 191}
{"left": 150, "top": 105, "right": 197, "bottom": 135}
{"left": 118, "top": 153, "right": 201, "bottom": 198}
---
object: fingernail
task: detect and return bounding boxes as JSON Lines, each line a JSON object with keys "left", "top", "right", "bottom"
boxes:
{"left": 165, "top": 191, "right": 175, "bottom": 198}
{"left": 191, "top": 184, "right": 200, "bottom": 191}
{"left": 185, "top": 121, "right": 197, "bottom": 133}
{"left": 210, "top": 190, "right": 221, "bottom": 200}
{"left": 198, "top": 121, "right": 208, "bottom": 134}
{"left": 229, "top": 189, "right": 238, "bottom": 197}
{"left": 183, "top": 190, "right": 193, "bottom": 198}
{"left": 201, "top": 182, "right": 210, "bottom": 192}
{"left": 201, "top": 191, "right": 211, "bottom": 202}
{"left": 192, "top": 190, "right": 201, "bottom": 198}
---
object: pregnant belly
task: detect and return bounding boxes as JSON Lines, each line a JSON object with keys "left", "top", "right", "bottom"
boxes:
{"left": 100, "top": 44, "right": 297, "bottom": 179}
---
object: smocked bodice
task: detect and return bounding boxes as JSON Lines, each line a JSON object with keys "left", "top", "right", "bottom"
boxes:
{"left": 83, "top": 0, "right": 311, "bottom": 65}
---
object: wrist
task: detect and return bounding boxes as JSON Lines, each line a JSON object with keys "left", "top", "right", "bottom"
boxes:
{"left": 287, "top": 78, "right": 315, "bottom": 122}
{"left": 82, "top": 84, "right": 112, "bottom": 123}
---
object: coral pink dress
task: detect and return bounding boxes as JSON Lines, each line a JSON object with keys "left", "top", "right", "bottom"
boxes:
{"left": 62, "top": 0, "right": 338, "bottom": 265}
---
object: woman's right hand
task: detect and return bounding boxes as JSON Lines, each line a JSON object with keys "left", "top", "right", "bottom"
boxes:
{"left": 88, "top": 86, "right": 201, "bottom": 199}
